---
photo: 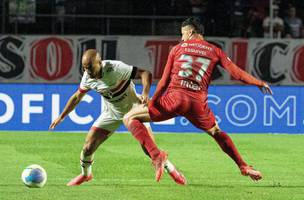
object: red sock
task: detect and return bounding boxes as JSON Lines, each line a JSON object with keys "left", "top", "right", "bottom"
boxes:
{"left": 127, "top": 119, "right": 160, "bottom": 159}
{"left": 212, "top": 131, "right": 247, "bottom": 167}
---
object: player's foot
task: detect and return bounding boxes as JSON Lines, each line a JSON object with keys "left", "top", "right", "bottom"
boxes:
{"left": 167, "top": 168, "right": 187, "bottom": 185}
{"left": 240, "top": 165, "right": 262, "bottom": 181}
{"left": 66, "top": 174, "right": 93, "bottom": 186}
{"left": 152, "top": 151, "right": 168, "bottom": 182}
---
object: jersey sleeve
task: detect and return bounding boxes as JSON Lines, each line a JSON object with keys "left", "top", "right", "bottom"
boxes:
{"left": 78, "top": 72, "right": 91, "bottom": 93}
{"left": 217, "top": 48, "right": 264, "bottom": 86}
{"left": 113, "top": 61, "right": 137, "bottom": 80}
{"left": 151, "top": 46, "right": 176, "bottom": 101}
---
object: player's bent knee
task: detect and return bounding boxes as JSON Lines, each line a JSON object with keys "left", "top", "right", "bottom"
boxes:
{"left": 122, "top": 114, "right": 132, "bottom": 127}
{"left": 213, "top": 128, "right": 221, "bottom": 135}
{"left": 206, "top": 125, "right": 221, "bottom": 136}
{"left": 122, "top": 115, "right": 128, "bottom": 125}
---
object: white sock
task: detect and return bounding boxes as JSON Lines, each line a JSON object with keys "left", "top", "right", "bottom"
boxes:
{"left": 80, "top": 150, "right": 94, "bottom": 176}
{"left": 164, "top": 160, "right": 175, "bottom": 173}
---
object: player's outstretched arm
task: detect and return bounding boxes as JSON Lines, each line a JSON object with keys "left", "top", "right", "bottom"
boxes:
{"left": 151, "top": 48, "right": 175, "bottom": 103}
{"left": 225, "top": 62, "right": 273, "bottom": 95}
{"left": 135, "top": 68, "right": 152, "bottom": 104}
{"left": 49, "top": 90, "right": 86, "bottom": 130}
{"left": 218, "top": 50, "right": 273, "bottom": 95}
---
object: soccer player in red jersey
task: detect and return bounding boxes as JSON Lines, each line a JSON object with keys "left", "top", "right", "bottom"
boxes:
{"left": 49, "top": 49, "right": 184, "bottom": 185}
{"left": 123, "top": 17, "right": 273, "bottom": 181}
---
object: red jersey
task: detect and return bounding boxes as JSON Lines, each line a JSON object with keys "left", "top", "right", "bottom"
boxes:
{"left": 152, "top": 39, "right": 264, "bottom": 100}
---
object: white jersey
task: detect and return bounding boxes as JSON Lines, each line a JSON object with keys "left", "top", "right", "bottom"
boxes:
{"left": 79, "top": 60, "right": 139, "bottom": 120}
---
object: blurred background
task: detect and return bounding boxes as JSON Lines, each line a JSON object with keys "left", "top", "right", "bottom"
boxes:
{"left": 0, "top": 0, "right": 303, "bottom": 133}
{"left": 1, "top": 0, "right": 304, "bottom": 37}
{"left": 0, "top": 0, "right": 304, "bottom": 38}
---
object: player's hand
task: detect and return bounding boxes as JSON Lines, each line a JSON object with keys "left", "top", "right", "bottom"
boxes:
{"left": 258, "top": 82, "right": 273, "bottom": 95}
{"left": 49, "top": 117, "right": 64, "bottom": 130}
{"left": 140, "top": 94, "right": 149, "bottom": 105}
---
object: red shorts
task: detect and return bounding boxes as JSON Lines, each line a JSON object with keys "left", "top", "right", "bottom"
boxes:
{"left": 148, "top": 90, "right": 216, "bottom": 131}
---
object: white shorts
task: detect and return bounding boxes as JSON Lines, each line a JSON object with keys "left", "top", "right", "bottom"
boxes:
{"left": 92, "top": 96, "right": 150, "bottom": 132}
{"left": 92, "top": 112, "right": 151, "bottom": 132}
{"left": 93, "top": 113, "right": 151, "bottom": 133}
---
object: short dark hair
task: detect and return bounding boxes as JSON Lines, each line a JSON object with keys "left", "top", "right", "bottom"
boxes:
{"left": 181, "top": 17, "right": 204, "bottom": 34}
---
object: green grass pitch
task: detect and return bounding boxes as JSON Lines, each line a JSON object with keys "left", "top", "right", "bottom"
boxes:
{"left": 0, "top": 131, "right": 303, "bottom": 200}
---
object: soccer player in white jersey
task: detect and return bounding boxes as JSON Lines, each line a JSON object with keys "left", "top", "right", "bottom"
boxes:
{"left": 49, "top": 49, "right": 186, "bottom": 186}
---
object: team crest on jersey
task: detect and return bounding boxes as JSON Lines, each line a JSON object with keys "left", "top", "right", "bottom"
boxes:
{"left": 181, "top": 43, "right": 188, "bottom": 47}
{"left": 106, "top": 66, "right": 114, "bottom": 73}
{"left": 103, "top": 62, "right": 114, "bottom": 73}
